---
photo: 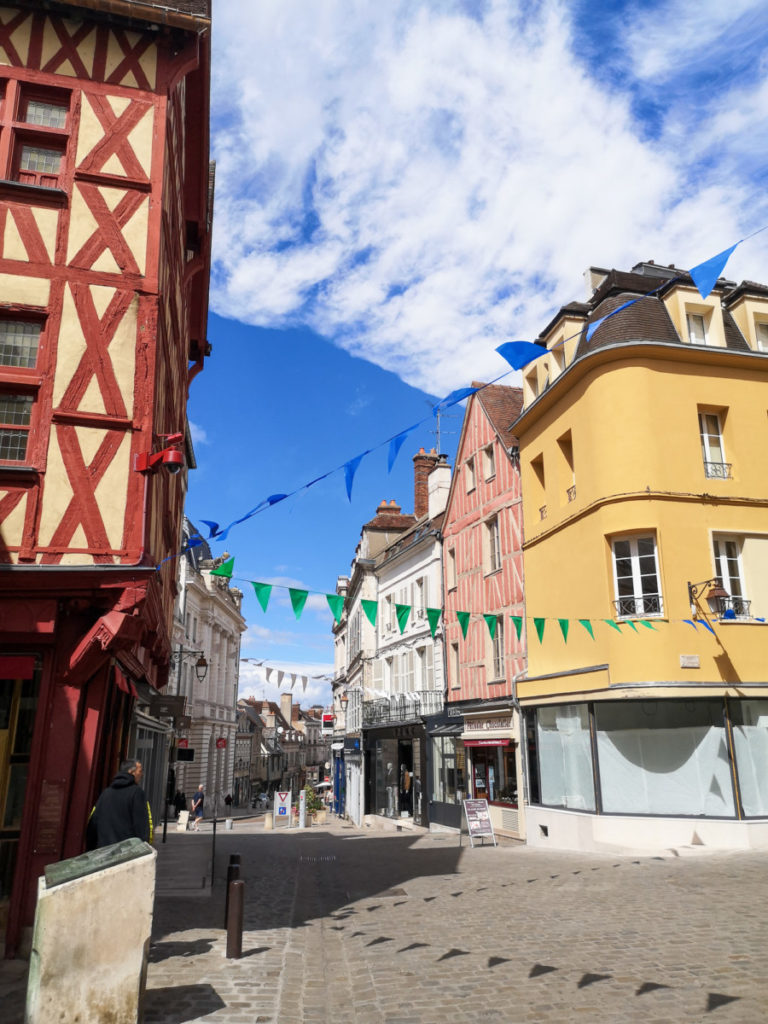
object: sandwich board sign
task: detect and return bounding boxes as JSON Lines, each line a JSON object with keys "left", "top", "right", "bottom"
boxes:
{"left": 273, "top": 790, "right": 292, "bottom": 829}
{"left": 462, "top": 798, "right": 497, "bottom": 848}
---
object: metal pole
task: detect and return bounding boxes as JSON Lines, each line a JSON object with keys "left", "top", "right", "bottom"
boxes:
{"left": 210, "top": 795, "right": 217, "bottom": 890}
{"left": 224, "top": 860, "right": 240, "bottom": 928}
{"left": 226, "top": 880, "right": 245, "bottom": 959}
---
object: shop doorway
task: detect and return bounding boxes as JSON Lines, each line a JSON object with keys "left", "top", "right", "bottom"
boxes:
{"left": 0, "top": 656, "right": 40, "bottom": 947}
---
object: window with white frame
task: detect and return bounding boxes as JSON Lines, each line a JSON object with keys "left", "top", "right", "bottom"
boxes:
{"left": 484, "top": 444, "right": 496, "bottom": 480}
{"left": 451, "top": 642, "right": 460, "bottom": 689}
{"left": 384, "top": 594, "right": 393, "bottom": 632}
{"left": 487, "top": 515, "right": 501, "bottom": 573}
{"left": 698, "top": 411, "right": 730, "bottom": 478}
{"left": 686, "top": 312, "right": 708, "bottom": 345}
{"left": 491, "top": 617, "right": 504, "bottom": 680}
{"left": 466, "top": 456, "right": 476, "bottom": 492}
{"left": 756, "top": 322, "right": 768, "bottom": 352}
{"left": 712, "top": 536, "right": 750, "bottom": 618}
{"left": 611, "top": 535, "right": 663, "bottom": 617}
{"left": 448, "top": 548, "right": 457, "bottom": 590}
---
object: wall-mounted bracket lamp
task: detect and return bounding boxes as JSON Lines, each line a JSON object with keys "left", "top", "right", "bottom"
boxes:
{"left": 687, "top": 577, "right": 729, "bottom": 618}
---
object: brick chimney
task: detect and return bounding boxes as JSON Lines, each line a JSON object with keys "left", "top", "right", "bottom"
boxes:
{"left": 413, "top": 448, "right": 440, "bottom": 519}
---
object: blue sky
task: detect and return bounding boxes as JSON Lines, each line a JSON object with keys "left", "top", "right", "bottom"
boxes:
{"left": 190, "top": 0, "right": 768, "bottom": 707}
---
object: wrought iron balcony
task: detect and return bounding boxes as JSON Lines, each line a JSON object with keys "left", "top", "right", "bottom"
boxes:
{"left": 363, "top": 690, "right": 444, "bottom": 726}
{"left": 613, "top": 594, "right": 663, "bottom": 618}
{"left": 717, "top": 596, "right": 751, "bottom": 620}
{"left": 704, "top": 461, "right": 732, "bottom": 479}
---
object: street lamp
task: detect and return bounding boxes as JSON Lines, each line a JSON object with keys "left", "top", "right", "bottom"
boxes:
{"left": 687, "top": 577, "right": 729, "bottom": 618}
{"left": 170, "top": 647, "right": 209, "bottom": 682}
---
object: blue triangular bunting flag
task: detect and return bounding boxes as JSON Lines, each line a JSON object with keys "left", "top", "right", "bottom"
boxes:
{"left": 689, "top": 244, "right": 739, "bottom": 300}
{"left": 344, "top": 452, "right": 369, "bottom": 502}
{"left": 433, "top": 387, "right": 478, "bottom": 414}
{"left": 495, "top": 340, "right": 547, "bottom": 369}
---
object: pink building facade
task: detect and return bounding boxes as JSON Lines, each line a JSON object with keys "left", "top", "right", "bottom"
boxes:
{"left": 439, "top": 384, "right": 527, "bottom": 838}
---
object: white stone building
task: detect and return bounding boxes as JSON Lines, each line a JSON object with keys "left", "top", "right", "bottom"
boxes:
{"left": 168, "top": 518, "right": 246, "bottom": 813}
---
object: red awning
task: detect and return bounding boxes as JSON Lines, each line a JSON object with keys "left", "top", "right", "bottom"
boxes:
{"left": 0, "top": 656, "right": 36, "bottom": 680}
{"left": 114, "top": 666, "right": 138, "bottom": 698}
{"left": 464, "top": 738, "right": 512, "bottom": 747}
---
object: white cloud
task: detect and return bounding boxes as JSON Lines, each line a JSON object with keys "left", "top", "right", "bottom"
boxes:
{"left": 210, "top": 0, "right": 768, "bottom": 394}
{"left": 188, "top": 421, "right": 208, "bottom": 446}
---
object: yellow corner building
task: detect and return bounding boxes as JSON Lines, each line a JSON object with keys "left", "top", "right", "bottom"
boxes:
{"left": 513, "top": 261, "right": 768, "bottom": 852}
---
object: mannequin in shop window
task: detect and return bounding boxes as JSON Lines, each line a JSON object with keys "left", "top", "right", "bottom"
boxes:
{"left": 400, "top": 763, "right": 412, "bottom": 816}
{"left": 386, "top": 762, "right": 396, "bottom": 817}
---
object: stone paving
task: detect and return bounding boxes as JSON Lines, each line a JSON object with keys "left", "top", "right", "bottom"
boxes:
{"left": 2, "top": 815, "right": 768, "bottom": 1022}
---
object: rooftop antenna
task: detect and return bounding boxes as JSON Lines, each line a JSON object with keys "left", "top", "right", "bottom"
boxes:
{"left": 426, "top": 401, "right": 458, "bottom": 453}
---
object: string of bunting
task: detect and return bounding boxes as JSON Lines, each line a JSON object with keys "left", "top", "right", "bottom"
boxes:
{"left": 211, "top": 559, "right": 755, "bottom": 641}
{"left": 240, "top": 657, "right": 333, "bottom": 692}
{"left": 173, "top": 231, "right": 762, "bottom": 568}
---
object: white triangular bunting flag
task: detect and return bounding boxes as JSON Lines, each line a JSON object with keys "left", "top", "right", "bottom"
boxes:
{"left": 277, "top": 670, "right": 284, "bottom": 685}
{"left": 301, "top": 676, "right": 308, "bottom": 692}
{"left": 266, "top": 667, "right": 273, "bottom": 683}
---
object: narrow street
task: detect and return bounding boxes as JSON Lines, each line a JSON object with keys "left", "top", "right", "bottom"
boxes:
{"left": 140, "top": 819, "right": 767, "bottom": 1024}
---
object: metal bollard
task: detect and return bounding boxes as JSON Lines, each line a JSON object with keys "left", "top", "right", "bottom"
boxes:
{"left": 224, "top": 861, "right": 240, "bottom": 928}
{"left": 226, "top": 879, "right": 245, "bottom": 959}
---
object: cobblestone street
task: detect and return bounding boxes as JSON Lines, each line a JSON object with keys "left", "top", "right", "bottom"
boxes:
{"left": 4, "top": 818, "right": 767, "bottom": 1023}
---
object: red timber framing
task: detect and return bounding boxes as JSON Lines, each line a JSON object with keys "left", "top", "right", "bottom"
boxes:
{"left": 0, "top": 0, "right": 211, "bottom": 957}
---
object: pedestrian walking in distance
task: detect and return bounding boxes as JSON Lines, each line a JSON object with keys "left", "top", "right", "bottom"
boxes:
{"left": 87, "top": 759, "right": 150, "bottom": 849}
{"left": 191, "top": 784, "right": 204, "bottom": 831}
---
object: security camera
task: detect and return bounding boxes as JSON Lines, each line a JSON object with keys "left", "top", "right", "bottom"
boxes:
{"left": 162, "top": 449, "right": 185, "bottom": 474}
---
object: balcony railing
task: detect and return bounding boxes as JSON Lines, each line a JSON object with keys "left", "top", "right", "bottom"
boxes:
{"left": 704, "top": 461, "right": 732, "bottom": 479}
{"left": 717, "top": 596, "right": 752, "bottom": 620}
{"left": 363, "top": 690, "right": 444, "bottom": 726}
{"left": 613, "top": 594, "right": 663, "bottom": 618}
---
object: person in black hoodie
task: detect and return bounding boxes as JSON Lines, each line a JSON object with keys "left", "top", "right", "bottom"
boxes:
{"left": 88, "top": 759, "right": 151, "bottom": 849}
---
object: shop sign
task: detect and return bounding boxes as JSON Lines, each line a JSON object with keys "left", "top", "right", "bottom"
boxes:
{"left": 216, "top": 737, "right": 227, "bottom": 749}
{"left": 321, "top": 713, "right": 335, "bottom": 735}
{"left": 463, "top": 798, "right": 497, "bottom": 848}
{"left": 177, "top": 738, "right": 189, "bottom": 749}
{"left": 465, "top": 715, "right": 513, "bottom": 733}
{"left": 464, "top": 738, "right": 511, "bottom": 747}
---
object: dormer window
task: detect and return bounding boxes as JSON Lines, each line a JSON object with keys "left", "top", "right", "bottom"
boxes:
{"left": 686, "top": 312, "right": 707, "bottom": 345}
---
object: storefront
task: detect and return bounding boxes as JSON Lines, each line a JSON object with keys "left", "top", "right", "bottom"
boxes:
{"left": 364, "top": 723, "right": 427, "bottom": 826}
{"left": 523, "top": 697, "right": 768, "bottom": 851}
{"left": 426, "top": 712, "right": 465, "bottom": 831}
{"left": 343, "top": 736, "right": 361, "bottom": 825}
{"left": 462, "top": 706, "right": 524, "bottom": 839}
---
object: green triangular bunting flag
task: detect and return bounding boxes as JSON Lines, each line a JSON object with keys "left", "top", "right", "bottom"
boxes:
{"left": 603, "top": 619, "right": 622, "bottom": 632}
{"left": 395, "top": 604, "right": 411, "bottom": 634}
{"left": 289, "top": 588, "right": 308, "bottom": 620}
{"left": 426, "top": 607, "right": 442, "bottom": 638}
{"left": 534, "top": 618, "right": 546, "bottom": 643}
{"left": 624, "top": 619, "right": 638, "bottom": 631}
{"left": 510, "top": 615, "right": 523, "bottom": 640}
{"left": 211, "top": 556, "right": 234, "bottom": 578}
{"left": 457, "top": 611, "right": 470, "bottom": 639}
{"left": 579, "top": 619, "right": 594, "bottom": 640}
{"left": 558, "top": 618, "right": 569, "bottom": 642}
{"left": 639, "top": 619, "right": 656, "bottom": 630}
{"left": 361, "top": 599, "right": 378, "bottom": 627}
{"left": 484, "top": 614, "right": 497, "bottom": 639}
{"left": 252, "top": 581, "right": 272, "bottom": 612}
{"left": 326, "top": 593, "right": 344, "bottom": 624}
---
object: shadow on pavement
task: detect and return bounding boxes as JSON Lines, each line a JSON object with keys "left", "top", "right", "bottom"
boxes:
{"left": 152, "top": 830, "right": 463, "bottom": 943}
{"left": 143, "top": 983, "right": 226, "bottom": 1023}
{"left": 149, "top": 937, "right": 217, "bottom": 963}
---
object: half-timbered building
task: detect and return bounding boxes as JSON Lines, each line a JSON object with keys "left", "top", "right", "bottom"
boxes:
{"left": 0, "top": 0, "right": 212, "bottom": 955}
{"left": 440, "top": 383, "right": 526, "bottom": 838}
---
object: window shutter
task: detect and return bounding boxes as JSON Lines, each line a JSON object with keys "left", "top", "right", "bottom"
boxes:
{"left": 373, "top": 658, "right": 383, "bottom": 692}
{"left": 426, "top": 644, "right": 434, "bottom": 689}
